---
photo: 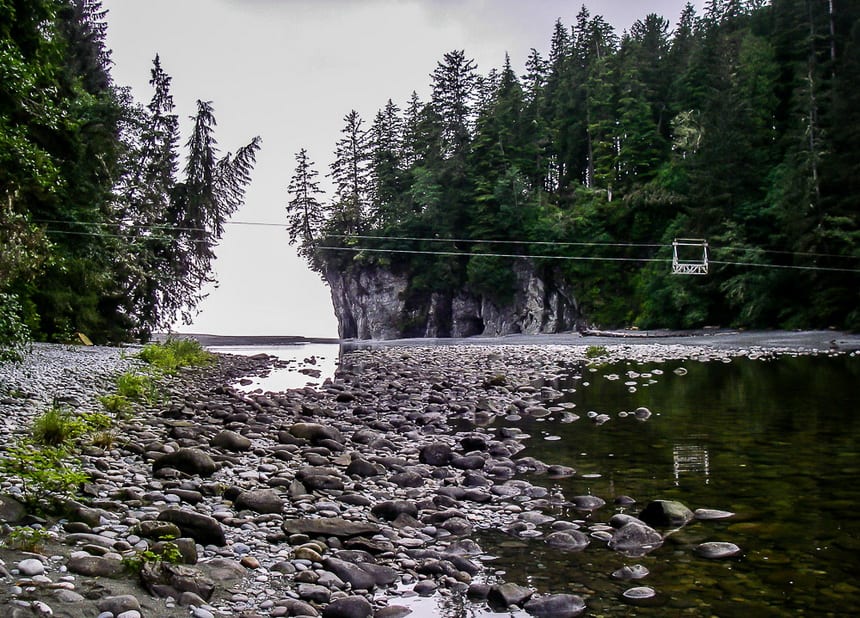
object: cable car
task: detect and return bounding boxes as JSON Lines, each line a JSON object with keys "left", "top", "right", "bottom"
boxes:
{"left": 672, "top": 238, "right": 709, "bottom": 275}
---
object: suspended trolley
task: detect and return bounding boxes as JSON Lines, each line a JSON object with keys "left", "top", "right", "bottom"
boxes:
{"left": 672, "top": 238, "right": 709, "bottom": 275}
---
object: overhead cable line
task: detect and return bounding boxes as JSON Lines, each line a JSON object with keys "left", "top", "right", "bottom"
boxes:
{"left": 35, "top": 221, "right": 860, "bottom": 273}
{"left": 318, "top": 245, "right": 860, "bottom": 274}
{"left": 33, "top": 218, "right": 859, "bottom": 262}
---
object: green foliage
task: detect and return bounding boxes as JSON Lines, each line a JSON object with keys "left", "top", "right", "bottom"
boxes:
{"left": 138, "top": 338, "right": 213, "bottom": 373}
{"left": 1, "top": 6, "right": 260, "bottom": 344}
{"left": 0, "top": 293, "right": 31, "bottom": 363}
{"left": 3, "top": 526, "right": 54, "bottom": 553}
{"left": 98, "top": 393, "right": 132, "bottom": 416}
{"left": 585, "top": 345, "right": 608, "bottom": 359}
{"left": 0, "top": 442, "right": 88, "bottom": 509}
{"left": 90, "top": 429, "right": 116, "bottom": 449}
{"left": 301, "top": 2, "right": 860, "bottom": 332}
{"left": 122, "top": 538, "right": 183, "bottom": 574}
{"left": 115, "top": 372, "right": 156, "bottom": 403}
{"left": 466, "top": 254, "right": 516, "bottom": 305}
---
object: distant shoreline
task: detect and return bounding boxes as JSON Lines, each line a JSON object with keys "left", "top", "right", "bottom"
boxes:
{"left": 163, "top": 329, "right": 860, "bottom": 353}
{"left": 156, "top": 333, "right": 340, "bottom": 347}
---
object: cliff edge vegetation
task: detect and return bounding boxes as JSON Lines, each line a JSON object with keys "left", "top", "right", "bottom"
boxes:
{"left": 287, "top": 1, "right": 860, "bottom": 339}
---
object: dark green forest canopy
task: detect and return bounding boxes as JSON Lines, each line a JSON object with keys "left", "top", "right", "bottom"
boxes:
{"left": 0, "top": 0, "right": 260, "bottom": 349}
{"left": 288, "top": 0, "right": 860, "bottom": 331}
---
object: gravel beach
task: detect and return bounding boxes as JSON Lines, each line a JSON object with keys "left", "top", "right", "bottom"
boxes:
{"left": 0, "top": 334, "right": 856, "bottom": 618}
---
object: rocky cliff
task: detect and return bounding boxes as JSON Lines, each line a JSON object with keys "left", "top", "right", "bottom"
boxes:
{"left": 322, "top": 260, "right": 580, "bottom": 340}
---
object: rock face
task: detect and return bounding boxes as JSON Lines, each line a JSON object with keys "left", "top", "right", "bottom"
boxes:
{"left": 323, "top": 261, "right": 579, "bottom": 339}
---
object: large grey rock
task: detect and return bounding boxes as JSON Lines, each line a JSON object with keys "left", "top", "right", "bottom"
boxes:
{"left": 210, "top": 429, "right": 251, "bottom": 452}
{"left": 638, "top": 500, "right": 694, "bottom": 527}
{"left": 67, "top": 555, "right": 124, "bottom": 577}
{"left": 140, "top": 562, "right": 215, "bottom": 600}
{"left": 419, "top": 442, "right": 453, "bottom": 466}
{"left": 323, "top": 262, "right": 578, "bottom": 339}
{"left": 322, "top": 595, "right": 373, "bottom": 618}
{"left": 0, "top": 494, "right": 27, "bottom": 523}
{"left": 97, "top": 595, "right": 141, "bottom": 615}
{"left": 152, "top": 448, "right": 217, "bottom": 477}
{"left": 289, "top": 422, "right": 343, "bottom": 445}
{"left": 282, "top": 517, "right": 379, "bottom": 539}
{"left": 234, "top": 488, "right": 284, "bottom": 514}
{"left": 608, "top": 521, "right": 663, "bottom": 556}
{"left": 488, "top": 582, "right": 534, "bottom": 609}
{"left": 371, "top": 500, "right": 418, "bottom": 521}
{"left": 157, "top": 509, "right": 226, "bottom": 546}
{"left": 545, "top": 530, "right": 590, "bottom": 551}
{"left": 524, "top": 593, "right": 587, "bottom": 617}
{"left": 322, "top": 557, "right": 376, "bottom": 590}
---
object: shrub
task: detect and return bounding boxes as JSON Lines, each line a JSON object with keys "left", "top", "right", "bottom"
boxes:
{"left": 90, "top": 430, "right": 116, "bottom": 449}
{"left": 0, "top": 293, "right": 31, "bottom": 364}
{"left": 138, "top": 338, "right": 212, "bottom": 373}
{"left": 79, "top": 411, "right": 112, "bottom": 431}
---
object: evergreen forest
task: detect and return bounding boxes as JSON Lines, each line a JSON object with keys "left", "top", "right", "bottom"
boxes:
{"left": 0, "top": 0, "right": 260, "bottom": 357}
{"left": 288, "top": 0, "right": 860, "bottom": 331}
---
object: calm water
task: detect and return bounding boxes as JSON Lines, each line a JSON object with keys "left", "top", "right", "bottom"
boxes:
{"left": 467, "top": 354, "right": 860, "bottom": 617}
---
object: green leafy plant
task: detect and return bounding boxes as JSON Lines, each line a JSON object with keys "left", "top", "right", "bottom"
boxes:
{"left": 122, "top": 538, "right": 184, "bottom": 573}
{"left": 0, "top": 442, "right": 88, "bottom": 510}
{"left": 79, "top": 411, "right": 112, "bottom": 431}
{"left": 585, "top": 345, "right": 609, "bottom": 359}
{"left": 115, "top": 372, "right": 156, "bottom": 403}
{"left": 138, "top": 338, "right": 213, "bottom": 373}
{"left": 99, "top": 393, "right": 132, "bottom": 416}
{"left": 3, "top": 526, "right": 53, "bottom": 553}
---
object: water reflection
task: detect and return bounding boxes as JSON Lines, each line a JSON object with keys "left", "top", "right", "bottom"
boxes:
{"left": 672, "top": 439, "right": 710, "bottom": 484}
{"left": 473, "top": 355, "right": 860, "bottom": 616}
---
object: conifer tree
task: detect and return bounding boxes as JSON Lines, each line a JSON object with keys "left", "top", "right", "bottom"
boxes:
{"left": 286, "top": 148, "right": 326, "bottom": 269}
{"left": 329, "top": 110, "right": 370, "bottom": 234}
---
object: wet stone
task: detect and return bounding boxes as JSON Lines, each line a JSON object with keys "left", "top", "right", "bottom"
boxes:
{"left": 612, "top": 564, "right": 650, "bottom": 580}
{"left": 695, "top": 541, "right": 742, "bottom": 559}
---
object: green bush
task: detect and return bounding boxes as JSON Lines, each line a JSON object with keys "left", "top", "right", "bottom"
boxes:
{"left": 0, "top": 293, "right": 31, "bottom": 364}
{"left": 138, "top": 338, "right": 212, "bottom": 373}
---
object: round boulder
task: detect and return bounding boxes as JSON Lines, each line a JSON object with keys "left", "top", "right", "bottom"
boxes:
{"left": 210, "top": 430, "right": 251, "bottom": 452}
{"left": 638, "top": 500, "right": 694, "bottom": 528}
{"left": 152, "top": 448, "right": 216, "bottom": 477}
{"left": 524, "top": 593, "right": 586, "bottom": 617}
{"left": 420, "top": 442, "right": 453, "bottom": 466}
{"left": 234, "top": 488, "right": 285, "bottom": 514}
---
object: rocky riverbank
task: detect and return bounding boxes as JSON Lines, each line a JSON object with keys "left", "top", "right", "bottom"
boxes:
{"left": 0, "top": 340, "right": 852, "bottom": 618}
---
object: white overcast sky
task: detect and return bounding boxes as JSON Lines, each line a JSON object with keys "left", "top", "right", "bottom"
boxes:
{"left": 102, "top": 0, "right": 699, "bottom": 338}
